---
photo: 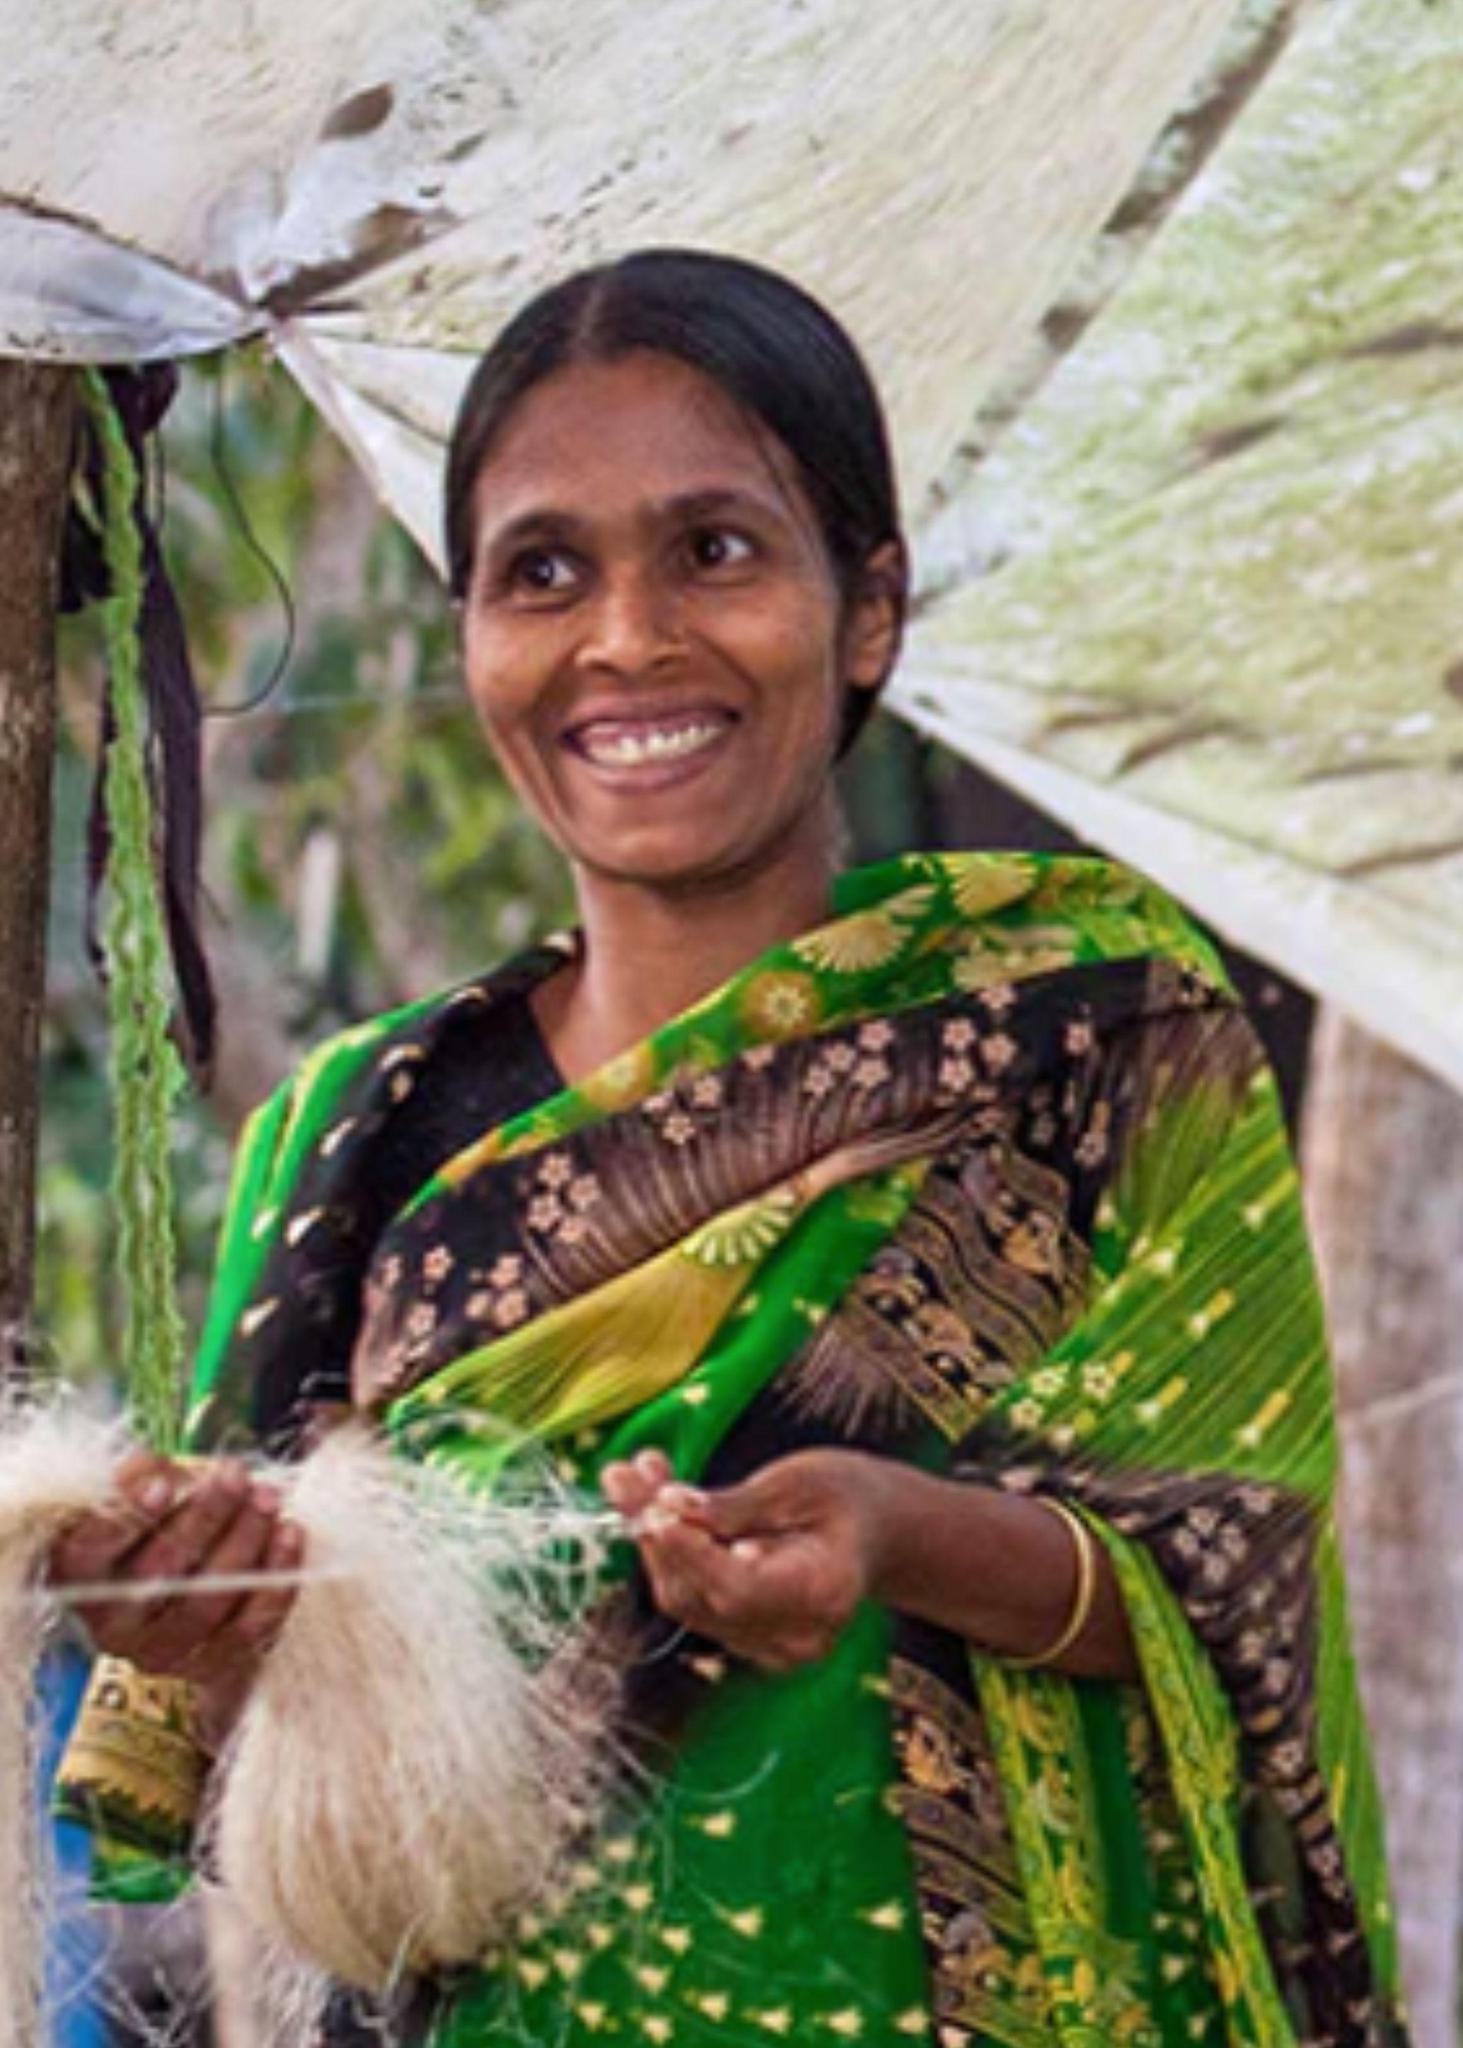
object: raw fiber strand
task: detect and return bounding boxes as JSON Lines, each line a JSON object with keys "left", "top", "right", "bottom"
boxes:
{"left": 191, "top": 1893, "right": 331, "bottom": 2048}
{"left": 209, "top": 1427, "right": 614, "bottom": 1994}
{"left": 83, "top": 372, "right": 188, "bottom": 1454}
{"left": 0, "top": 1404, "right": 120, "bottom": 2048}
{"left": 0, "top": 1408, "right": 617, "bottom": 2044}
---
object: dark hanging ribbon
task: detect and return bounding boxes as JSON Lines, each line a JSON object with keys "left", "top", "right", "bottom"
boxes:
{"left": 60, "top": 364, "right": 216, "bottom": 1085}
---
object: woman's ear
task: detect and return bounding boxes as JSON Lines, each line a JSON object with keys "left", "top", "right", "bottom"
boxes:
{"left": 843, "top": 539, "right": 908, "bottom": 698}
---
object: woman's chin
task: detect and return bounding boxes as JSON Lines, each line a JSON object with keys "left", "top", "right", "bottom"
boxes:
{"left": 571, "top": 832, "right": 750, "bottom": 894}
{"left": 559, "top": 785, "right": 835, "bottom": 902}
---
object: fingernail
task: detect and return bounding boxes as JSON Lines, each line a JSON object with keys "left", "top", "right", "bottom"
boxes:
{"left": 641, "top": 1504, "right": 676, "bottom": 1536}
{"left": 634, "top": 1450, "right": 667, "bottom": 1478}
{"left": 138, "top": 1476, "right": 173, "bottom": 1513}
{"left": 660, "top": 1485, "right": 708, "bottom": 1515}
{"left": 251, "top": 1483, "right": 283, "bottom": 1515}
{"left": 732, "top": 1538, "right": 762, "bottom": 1563}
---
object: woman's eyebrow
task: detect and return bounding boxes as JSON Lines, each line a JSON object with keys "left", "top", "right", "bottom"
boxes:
{"left": 650, "top": 486, "right": 786, "bottom": 526}
{"left": 479, "top": 506, "right": 587, "bottom": 553}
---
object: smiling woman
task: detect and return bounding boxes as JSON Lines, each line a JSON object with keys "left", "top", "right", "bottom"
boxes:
{"left": 445, "top": 254, "right": 906, "bottom": 948}
{"left": 52, "top": 251, "right": 1408, "bottom": 2048}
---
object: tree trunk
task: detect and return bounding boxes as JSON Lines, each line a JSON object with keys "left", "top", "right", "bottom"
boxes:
{"left": 1302, "top": 1007, "right": 1463, "bottom": 2048}
{"left": 0, "top": 362, "right": 75, "bottom": 1386}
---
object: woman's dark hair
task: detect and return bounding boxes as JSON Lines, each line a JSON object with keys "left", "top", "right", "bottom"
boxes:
{"left": 444, "top": 247, "right": 906, "bottom": 749}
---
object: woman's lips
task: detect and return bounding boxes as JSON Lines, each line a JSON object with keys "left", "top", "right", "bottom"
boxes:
{"left": 565, "top": 709, "right": 737, "bottom": 773}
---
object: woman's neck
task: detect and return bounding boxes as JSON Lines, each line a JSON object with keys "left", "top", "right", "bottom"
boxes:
{"left": 535, "top": 823, "right": 839, "bottom": 1085}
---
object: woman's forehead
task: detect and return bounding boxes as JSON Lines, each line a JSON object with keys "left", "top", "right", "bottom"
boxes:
{"left": 469, "top": 352, "right": 811, "bottom": 533}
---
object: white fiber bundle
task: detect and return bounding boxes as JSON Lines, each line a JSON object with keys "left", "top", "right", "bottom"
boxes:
{"left": 0, "top": 1403, "right": 118, "bottom": 2048}
{"left": 211, "top": 1427, "right": 604, "bottom": 1994}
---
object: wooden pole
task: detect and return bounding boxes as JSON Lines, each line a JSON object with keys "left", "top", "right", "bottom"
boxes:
{"left": 1302, "top": 1007, "right": 1463, "bottom": 2048}
{"left": 0, "top": 361, "right": 75, "bottom": 1385}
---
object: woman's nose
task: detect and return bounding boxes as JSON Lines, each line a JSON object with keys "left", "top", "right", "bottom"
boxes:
{"left": 577, "top": 565, "right": 680, "bottom": 676}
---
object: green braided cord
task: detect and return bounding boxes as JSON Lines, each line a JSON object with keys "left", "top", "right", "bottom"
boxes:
{"left": 84, "top": 372, "right": 188, "bottom": 1453}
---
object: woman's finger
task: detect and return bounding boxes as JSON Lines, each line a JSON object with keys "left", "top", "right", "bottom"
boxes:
{"left": 126, "top": 1462, "right": 253, "bottom": 1584}
{"left": 636, "top": 1516, "right": 711, "bottom": 1627}
{"left": 114, "top": 1449, "right": 182, "bottom": 1508}
{"left": 86, "top": 1463, "right": 256, "bottom": 1665}
{"left": 601, "top": 1449, "right": 677, "bottom": 1523}
{"left": 640, "top": 1515, "right": 752, "bottom": 1632}
{"left": 230, "top": 1517, "right": 305, "bottom": 1656}
{"left": 137, "top": 1487, "right": 282, "bottom": 1670}
{"left": 53, "top": 1457, "right": 193, "bottom": 1648}
{"left": 739, "top": 1626, "right": 837, "bottom": 1674}
{"left": 599, "top": 1461, "right": 651, "bottom": 1516}
{"left": 50, "top": 1455, "right": 183, "bottom": 1586}
{"left": 650, "top": 1509, "right": 858, "bottom": 1656}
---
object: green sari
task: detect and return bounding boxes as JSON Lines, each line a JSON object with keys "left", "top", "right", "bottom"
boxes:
{"left": 66, "top": 854, "right": 1408, "bottom": 2048}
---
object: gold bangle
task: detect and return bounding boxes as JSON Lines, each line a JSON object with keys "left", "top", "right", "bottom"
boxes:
{"left": 1004, "top": 1497, "right": 1098, "bottom": 1671}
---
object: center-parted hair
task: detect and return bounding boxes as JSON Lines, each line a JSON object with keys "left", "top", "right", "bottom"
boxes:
{"left": 444, "top": 248, "right": 906, "bottom": 749}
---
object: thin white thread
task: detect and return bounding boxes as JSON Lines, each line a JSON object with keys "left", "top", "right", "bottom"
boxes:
{"left": 43, "top": 1508, "right": 636, "bottom": 1611}
{"left": 45, "top": 1565, "right": 350, "bottom": 1606}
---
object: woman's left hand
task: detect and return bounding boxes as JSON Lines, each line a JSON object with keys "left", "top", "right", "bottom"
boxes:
{"left": 600, "top": 1448, "right": 890, "bottom": 1671}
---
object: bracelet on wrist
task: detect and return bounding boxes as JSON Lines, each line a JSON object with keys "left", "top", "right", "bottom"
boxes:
{"left": 1003, "top": 1496, "right": 1098, "bottom": 1672}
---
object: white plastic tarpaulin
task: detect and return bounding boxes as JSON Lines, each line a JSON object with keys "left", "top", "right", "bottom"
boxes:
{"left": 895, "top": 0, "right": 1463, "bottom": 1100}
{"left": 2, "top": 0, "right": 1461, "bottom": 1088}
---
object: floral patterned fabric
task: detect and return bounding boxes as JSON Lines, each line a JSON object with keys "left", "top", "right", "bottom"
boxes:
{"left": 86, "top": 855, "right": 1408, "bottom": 2046}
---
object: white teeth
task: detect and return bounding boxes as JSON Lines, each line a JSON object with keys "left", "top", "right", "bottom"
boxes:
{"left": 580, "top": 722, "right": 723, "bottom": 767}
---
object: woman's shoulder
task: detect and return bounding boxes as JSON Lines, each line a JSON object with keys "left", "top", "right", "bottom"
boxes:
{"left": 848, "top": 846, "right": 1188, "bottom": 908}
{"left": 846, "top": 848, "right": 1228, "bottom": 982}
{"left": 911, "top": 845, "right": 1185, "bottom": 908}
{"left": 246, "top": 936, "right": 576, "bottom": 1160}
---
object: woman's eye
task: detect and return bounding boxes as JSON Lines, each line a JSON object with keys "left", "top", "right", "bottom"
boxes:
{"left": 506, "top": 547, "right": 578, "bottom": 597}
{"left": 687, "top": 527, "right": 755, "bottom": 573}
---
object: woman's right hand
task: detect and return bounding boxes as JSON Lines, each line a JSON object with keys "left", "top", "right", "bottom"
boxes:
{"left": 48, "top": 1451, "right": 304, "bottom": 1712}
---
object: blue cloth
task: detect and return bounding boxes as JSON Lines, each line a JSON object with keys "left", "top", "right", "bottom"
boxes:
{"left": 38, "top": 1642, "right": 108, "bottom": 2047}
